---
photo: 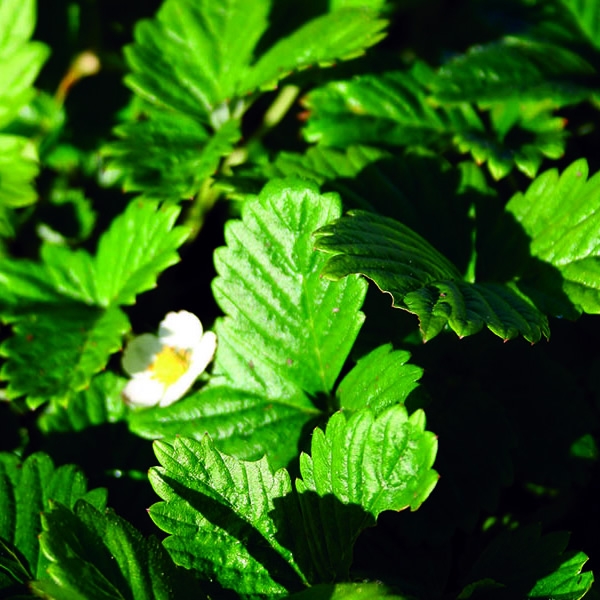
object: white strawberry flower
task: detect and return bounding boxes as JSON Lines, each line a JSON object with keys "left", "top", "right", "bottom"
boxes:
{"left": 122, "top": 310, "right": 217, "bottom": 407}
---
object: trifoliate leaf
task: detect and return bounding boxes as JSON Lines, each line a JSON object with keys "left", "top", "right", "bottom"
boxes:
{"left": 148, "top": 405, "right": 437, "bottom": 595}
{"left": 303, "top": 68, "right": 483, "bottom": 148}
{"left": 0, "top": 452, "right": 106, "bottom": 591}
{"left": 105, "top": 107, "right": 241, "bottom": 199}
{"left": 336, "top": 344, "right": 423, "bottom": 414}
{"left": 315, "top": 210, "right": 550, "bottom": 342}
{"left": 213, "top": 179, "right": 367, "bottom": 399}
{"left": 459, "top": 525, "right": 593, "bottom": 600}
{"left": 0, "top": 199, "right": 188, "bottom": 406}
{"left": 429, "top": 37, "right": 596, "bottom": 105}
{"left": 131, "top": 179, "right": 366, "bottom": 471}
{"left": 507, "top": 159, "right": 600, "bottom": 315}
{"left": 32, "top": 500, "right": 201, "bottom": 600}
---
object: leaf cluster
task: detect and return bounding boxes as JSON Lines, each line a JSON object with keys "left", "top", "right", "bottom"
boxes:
{"left": 0, "top": 1, "right": 599, "bottom": 599}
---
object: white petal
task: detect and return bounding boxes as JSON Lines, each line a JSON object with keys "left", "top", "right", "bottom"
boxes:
{"left": 158, "top": 310, "right": 203, "bottom": 349}
{"left": 190, "top": 331, "right": 218, "bottom": 374}
{"left": 123, "top": 374, "right": 165, "bottom": 407}
{"left": 158, "top": 332, "right": 217, "bottom": 407}
{"left": 122, "top": 334, "right": 162, "bottom": 375}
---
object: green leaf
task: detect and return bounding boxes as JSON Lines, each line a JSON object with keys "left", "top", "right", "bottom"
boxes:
{"left": 38, "top": 372, "right": 129, "bottom": 434}
{"left": 454, "top": 99, "right": 568, "bottom": 180}
{"left": 148, "top": 404, "right": 438, "bottom": 595}
{"left": 239, "top": 8, "right": 388, "bottom": 94}
{"left": 129, "top": 386, "right": 321, "bottom": 468}
{"left": 558, "top": 0, "right": 600, "bottom": 50}
{"left": 0, "top": 199, "right": 188, "bottom": 406}
{"left": 507, "top": 159, "right": 600, "bottom": 315}
{"left": 125, "top": 0, "right": 271, "bottom": 120}
{"left": 296, "top": 406, "right": 438, "bottom": 580}
{"left": 0, "top": 135, "right": 39, "bottom": 232}
{"left": 336, "top": 344, "right": 423, "bottom": 414}
{"left": 0, "top": 305, "right": 129, "bottom": 408}
{"left": 303, "top": 67, "right": 483, "bottom": 148}
{"left": 105, "top": 107, "right": 241, "bottom": 199}
{"left": 32, "top": 500, "right": 201, "bottom": 600}
{"left": 287, "top": 581, "right": 415, "bottom": 599}
{"left": 315, "top": 210, "right": 550, "bottom": 342}
{"left": 213, "top": 178, "right": 367, "bottom": 399}
{"left": 131, "top": 179, "right": 366, "bottom": 470}
{"left": 429, "top": 37, "right": 596, "bottom": 105}
{"left": 149, "top": 435, "right": 307, "bottom": 598}
{"left": 0, "top": 452, "right": 106, "bottom": 586}
{"left": 459, "top": 525, "right": 593, "bottom": 600}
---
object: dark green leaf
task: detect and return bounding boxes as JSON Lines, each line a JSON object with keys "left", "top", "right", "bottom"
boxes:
{"left": 315, "top": 210, "right": 550, "bottom": 342}
{"left": 33, "top": 500, "right": 201, "bottom": 600}
{"left": 0, "top": 453, "right": 106, "bottom": 585}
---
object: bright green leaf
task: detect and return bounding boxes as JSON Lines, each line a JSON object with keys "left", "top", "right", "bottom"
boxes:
{"left": 558, "top": 0, "right": 600, "bottom": 50}
{"left": 149, "top": 436, "right": 308, "bottom": 598}
{"left": 105, "top": 106, "right": 241, "bottom": 199}
{"left": 297, "top": 406, "right": 438, "bottom": 580}
{"left": 149, "top": 404, "right": 437, "bottom": 594}
{"left": 507, "top": 159, "right": 600, "bottom": 315}
{"left": 459, "top": 525, "right": 593, "bottom": 600}
{"left": 240, "top": 8, "right": 388, "bottom": 94}
{"left": 337, "top": 344, "right": 423, "bottom": 414}
{"left": 303, "top": 68, "right": 483, "bottom": 148}
{"left": 315, "top": 210, "right": 549, "bottom": 342}
{"left": 33, "top": 500, "right": 201, "bottom": 600}
{"left": 212, "top": 178, "right": 367, "bottom": 401}
{"left": 287, "top": 581, "right": 415, "bottom": 599}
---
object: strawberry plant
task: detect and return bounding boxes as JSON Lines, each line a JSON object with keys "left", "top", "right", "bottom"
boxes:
{"left": 1, "top": 0, "right": 599, "bottom": 598}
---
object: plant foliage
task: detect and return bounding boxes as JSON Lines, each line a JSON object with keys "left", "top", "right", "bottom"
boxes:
{"left": 0, "top": 0, "right": 599, "bottom": 599}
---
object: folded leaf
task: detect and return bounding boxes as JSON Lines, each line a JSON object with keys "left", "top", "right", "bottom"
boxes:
{"left": 315, "top": 210, "right": 549, "bottom": 342}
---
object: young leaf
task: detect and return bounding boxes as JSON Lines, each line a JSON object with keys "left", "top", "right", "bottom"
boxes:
{"left": 32, "top": 500, "right": 201, "bottom": 600}
{"left": 507, "top": 159, "right": 600, "bottom": 315}
{"left": 148, "top": 405, "right": 438, "bottom": 595}
{"left": 336, "top": 344, "right": 423, "bottom": 414}
{"left": 314, "top": 210, "right": 550, "bottom": 342}
{"left": 286, "top": 581, "right": 413, "bottom": 599}
{"left": 0, "top": 452, "right": 106, "bottom": 589}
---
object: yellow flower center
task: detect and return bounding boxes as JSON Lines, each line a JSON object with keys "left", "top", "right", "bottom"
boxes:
{"left": 148, "top": 346, "right": 191, "bottom": 386}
